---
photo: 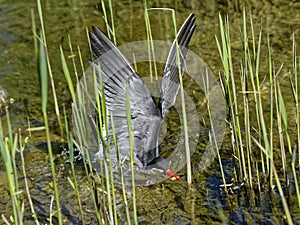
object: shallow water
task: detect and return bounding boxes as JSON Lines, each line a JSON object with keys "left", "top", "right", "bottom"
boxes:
{"left": 1, "top": 0, "right": 300, "bottom": 224}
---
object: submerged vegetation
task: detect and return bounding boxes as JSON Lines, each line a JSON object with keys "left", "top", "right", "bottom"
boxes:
{"left": 1, "top": 0, "right": 300, "bottom": 224}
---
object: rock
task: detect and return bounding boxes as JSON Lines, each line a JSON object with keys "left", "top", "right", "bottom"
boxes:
{"left": 0, "top": 85, "right": 8, "bottom": 117}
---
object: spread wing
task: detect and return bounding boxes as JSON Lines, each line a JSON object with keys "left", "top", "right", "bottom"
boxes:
{"left": 89, "top": 26, "right": 162, "bottom": 167}
{"left": 89, "top": 26, "right": 160, "bottom": 117}
{"left": 159, "top": 13, "right": 196, "bottom": 118}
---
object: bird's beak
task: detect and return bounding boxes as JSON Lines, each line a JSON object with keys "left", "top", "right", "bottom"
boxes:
{"left": 165, "top": 169, "right": 181, "bottom": 181}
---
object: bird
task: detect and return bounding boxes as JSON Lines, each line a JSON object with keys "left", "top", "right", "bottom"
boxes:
{"left": 88, "top": 13, "right": 196, "bottom": 182}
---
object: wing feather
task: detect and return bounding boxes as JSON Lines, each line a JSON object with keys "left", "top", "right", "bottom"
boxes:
{"left": 159, "top": 13, "right": 196, "bottom": 118}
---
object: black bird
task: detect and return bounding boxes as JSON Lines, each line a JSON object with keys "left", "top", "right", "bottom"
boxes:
{"left": 88, "top": 13, "right": 196, "bottom": 181}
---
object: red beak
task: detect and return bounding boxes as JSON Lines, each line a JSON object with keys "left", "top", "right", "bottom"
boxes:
{"left": 165, "top": 169, "right": 181, "bottom": 181}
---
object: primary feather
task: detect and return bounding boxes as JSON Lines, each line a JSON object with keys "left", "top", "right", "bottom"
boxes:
{"left": 88, "top": 13, "right": 196, "bottom": 172}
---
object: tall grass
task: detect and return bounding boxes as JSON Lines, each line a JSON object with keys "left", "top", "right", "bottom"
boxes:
{"left": 0, "top": 111, "right": 23, "bottom": 224}
{"left": 32, "top": 0, "right": 64, "bottom": 223}
{"left": 216, "top": 10, "right": 299, "bottom": 225}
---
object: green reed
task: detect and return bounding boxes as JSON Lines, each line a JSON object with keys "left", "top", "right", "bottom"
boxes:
{"left": 37, "top": 1, "right": 63, "bottom": 140}
{"left": 33, "top": 1, "right": 62, "bottom": 223}
{"left": 291, "top": 33, "right": 300, "bottom": 208}
{"left": 19, "top": 130, "right": 38, "bottom": 225}
{"left": 100, "top": 0, "right": 116, "bottom": 45}
{"left": 216, "top": 9, "right": 299, "bottom": 224}
{"left": 171, "top": 10, "right": 192, "bottom": 187}
{"left": 0, "top": 112, "right": 22, "bottom": 225}
{"left": 216, "top": 14, "right": 245, "bottom": 187}
{"left": 62, "top": 45, "right": 104, "bottom": 223}
{"left": 63, "top": 103, "right": 86, "bottom": 224}
{"left": 144, "top": 4, "right": 159, "bottom": 81}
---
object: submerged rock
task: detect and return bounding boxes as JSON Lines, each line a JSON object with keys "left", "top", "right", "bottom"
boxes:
{"left": 0, "top": 85, "right": 8, "bottom": 116}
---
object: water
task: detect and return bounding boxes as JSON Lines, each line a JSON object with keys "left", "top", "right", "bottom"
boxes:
{"left": 0, "top": 0, "right": 300, "bottom": 224}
